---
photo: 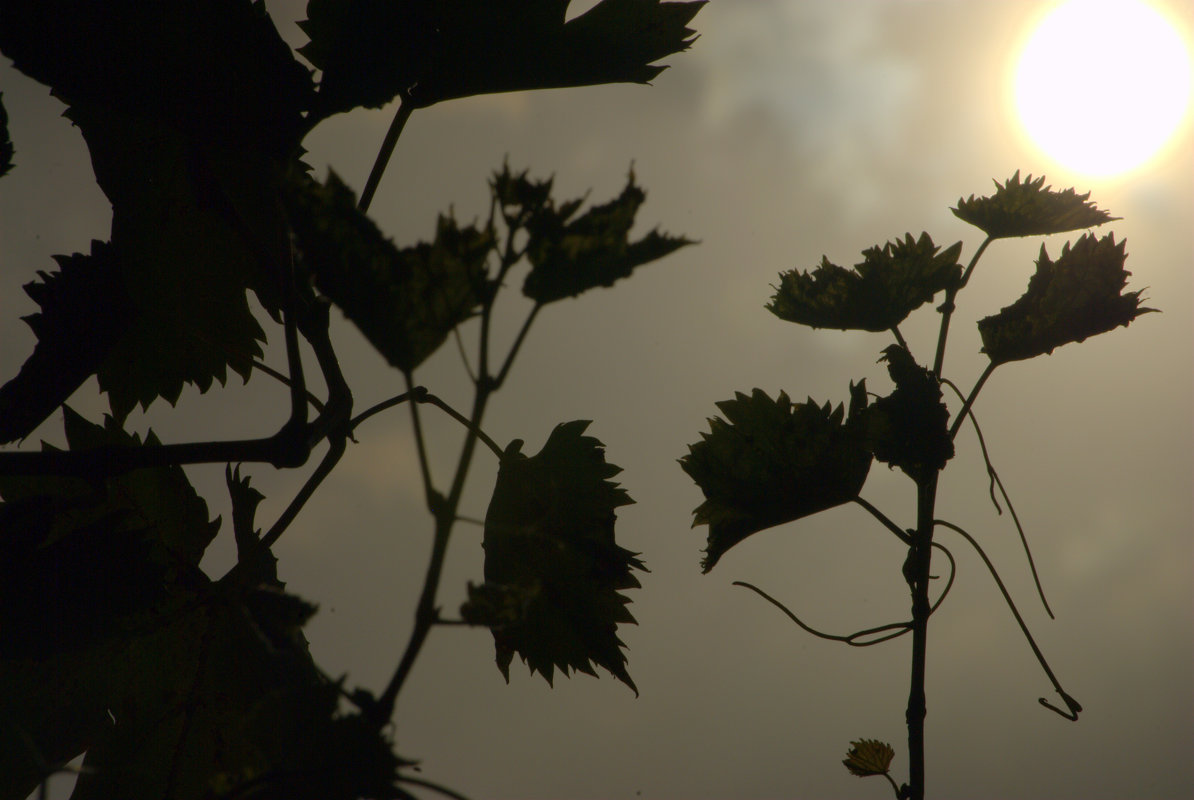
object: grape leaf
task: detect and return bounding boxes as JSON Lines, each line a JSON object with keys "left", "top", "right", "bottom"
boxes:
{"left": 286, "top": 169, "right": 493, "bottom": 372}
{"left": 299, "top": 0, "right": 705, "bottom": 118}
{"left": 860, "top": 345, "right": 953, "bottom": 484}
{"left": 680, "top": 384, "right": 871, "bottom": 573}
{"left": 952, "top": 171, "right": 1118, "bottom": 239}
{"left": 768, "top": 233, "right": 962, "bottom": 331}
{"left": 978, "top": 233, "right": 1156, "bottom": 365}
{"left": 0, "top": 92, "right": 13, "bottom": 178}
{"left": 842, "top": 739, "right": 895, "bottom": 778}
{"left": 462, "top": 421, "right": 643, "bottom": 694}
{"left": 0, "top": 0, "right": 318, "bottom": 419}
{"left": 519, "top": 168, "right": 693, "bottom": 304}
{"left": 0, "top": 241, "right": 135, "bottom": 443}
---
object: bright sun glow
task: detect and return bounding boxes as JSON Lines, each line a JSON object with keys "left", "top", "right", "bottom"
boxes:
{"left": 1014, "top": 0, "right": 1192, "bottom": 177}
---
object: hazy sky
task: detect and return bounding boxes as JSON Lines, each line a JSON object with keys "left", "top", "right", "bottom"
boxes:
{"left": 2, "top": 2, "right": 1192, "bottom": 798}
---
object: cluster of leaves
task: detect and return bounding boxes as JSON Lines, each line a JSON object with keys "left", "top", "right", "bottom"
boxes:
{"left": 681, "top": 172, "right": 1153, "bottom": 796}
{"left": 0, "top": 0, "right": 703, "bottom": 796}
{"left": 768, "top": 233, "right": 962, "bottom": 332}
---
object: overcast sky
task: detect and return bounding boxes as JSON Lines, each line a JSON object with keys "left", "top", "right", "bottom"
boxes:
{"left": 2, "top": 1, "right": 1192, "bottom": 798}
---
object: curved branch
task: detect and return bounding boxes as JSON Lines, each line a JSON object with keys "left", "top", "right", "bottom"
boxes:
{"left": 933, "top": 519, "right": 1080, "bottom": 721}
{"left": 348, "top": 388, "right": 504, "bottom": 460}
{"left": 928, "top": 541, "right": 956, "bottom": 615}
{"left": 732, "top": 581, "right": 911, "bottom": 647}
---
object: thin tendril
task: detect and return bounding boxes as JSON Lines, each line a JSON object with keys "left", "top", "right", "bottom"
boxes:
{"left": 733, "top": 581, "right": 912, "bottom": 647}
{"left": 941, "top": 378, "right": 1053, "bottom": 619}
{"left": 934, "top": 519, "right": 1080, "bottom": 721}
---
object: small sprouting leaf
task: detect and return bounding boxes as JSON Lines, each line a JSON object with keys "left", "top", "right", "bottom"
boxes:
{"left": 860, "top": 346, "right": 953, "bottom": 484}
{"left": 299, "top": 0, "right": 705, "bottom": 118}
{"left": 978, "top": 233, "right": 1156, "bottom": 365}
{"left": 768, "top": 233, "right": 962, "bottom": 331}
{"left": 286, "top": 170, "right": 493, "bottom": 372}
{"left": 464, "top": 421, "right": 643, "bottom": 693}
{"left": 0, "top": 241, "right": 134, "bottom": 443}
{"left": 0, "top": 92, "right": 13, "bottom": 178}
{"left": 842, "top": 739, "right": 895, "bottom": 778}
{"left": 952, "top": 171, "right": 1118, "bottom": 239}
{"left": 680, "top": 384, "right": 871, "bottom": 573}
{"left": 521, "top": 168, "right": 692, "bottom": 305}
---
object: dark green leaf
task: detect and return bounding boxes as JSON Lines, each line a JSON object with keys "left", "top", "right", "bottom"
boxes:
{"left": 843, "top": 739, "right": 895, "bottom": 778}
{"left": 0, "top": 0, "right": 312, "bottom": 154}
{"left": 299, "top": 0, "right": 705, "bottom": 117}
{"left": 463, "top": 421, "right": 643, "bottom": 694}
{"left": 768, "top": 233, "right": 962, "bottom": 331}
{"left": 952, "top": 170, "right": 1118, "bottom": 239}
{"left": 0, "top": 92, "right": 13, "bottom": 178}
{"left": 286, "top": 170, "right": 493, "bottom": 372}
{"left": 978, "top": 233, "right": 1156, "bottom": 365}
{"left": 521, "top": 168, "right": 693, "bottom": 304}
{"left": 859, "top": 345, "right": 953, "bottom": 484}
{"left": 680, "top": 385, "right": 872, "bottom": 573}
{"left": 0, "top": 241, "right": 135, "bottom": 443}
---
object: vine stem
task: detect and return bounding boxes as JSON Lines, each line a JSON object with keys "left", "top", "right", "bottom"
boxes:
{"left": 905, "top": 476, "right": 937, "bottom": 800}
{"left": 358, "top": 99, "right": 413, "bottom": 214}
{"left": 948, "top": 361, "right": 997, "bottom": 440}
{"left": 934, "top": 236, "right": 992, "bottom": 377}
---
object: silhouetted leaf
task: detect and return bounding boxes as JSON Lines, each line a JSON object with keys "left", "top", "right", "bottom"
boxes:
{"left": 860, "top": 345, "right": 953, "bottom": 484}
{"left": 0, "top": 241, "right": 135, "bottom": 443}
{"left": 287, "top": 170, "right": 493, "bottom": 372}
{"left": 768, "top": 233, "right": 962, "bottom": 331}
{"left": 0, "top": 0, "right": 312, "bottom": 154}
{"left": 299, "top": 0, "right": 704, "bottom": 117}
{"left": 463, "top": 421, "right": 643, "bottom": 693}
{"left": 842, "top": 739, "right": 895, "bottom": 777}
{"left": 680, "top": 385, "right": 871, "bottom": 573}
{"left": 978, "top": 233, "right": 1155, "bottom": 365}
{"left": 520, "top": 168, "right": 692, "bottom": 304}
{"left": 952, "top": 171, "right": 1118, "bottom": 239}
{"left": 0, "top": 92, "right": 13, "bottom": 178}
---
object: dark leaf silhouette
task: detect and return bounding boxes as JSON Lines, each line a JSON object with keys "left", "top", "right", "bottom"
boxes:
{"left": 463, "top": 421, "right": 643, "bottom": 693}
{"left": 0, "top": 0, "right": 311, "bottom": 153}
{"left": 842, "top": 739, "right": 895, "bottom": 777}
{"left": 0, "top": 0, "right": 321, "bottom": 419}
{"left": 0, "top": 411, "right": 373, "bottom": 800}
{"left": 0, "top": 242, "right": 134, "bottom": 443}
{"left": 680, "top": 385, "right": 871, "bottom": 573}
{"left": 286, "top": 169, "right": 493, "bottom": 372}
{"left": 768, "top": 233, "right": 962, "bottom": 331}
{"left": 952, "top": 171, "right": 1118, "bottom": 239}
{"left": 520, "top": 167, "right": 692, "bottom": 304}
{"left": 860, "top": 345, "right": 954, "bottom": 484}
{"left": 978, "top": 233, "right": 1156, "bottom": 365}
{"left": 299, "top": 0, "right": 705, "bottom": 117}
{"left": 0, "top": 92, "right": 13, "bottom": 178}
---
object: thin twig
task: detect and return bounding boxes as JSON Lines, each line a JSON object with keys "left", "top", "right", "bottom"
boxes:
{"left": 947, "top": 361, "right": 997, "bottom": 440}
{"left": 258, "top": 436, "right": 346, "bottom": 552}
{"left": 853, "top": 496, "right": 912, "bottom": 545}
{"left": 252, "top": 359, "right": 326, "bottom": 413}
{"left": 359, "top": 99, "right": 414, "bottom": 214}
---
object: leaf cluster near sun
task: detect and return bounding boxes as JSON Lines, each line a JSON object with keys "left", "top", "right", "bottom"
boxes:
{"left": 682, "top": 170, "right": 1151, "bottom": 572}
{"left": 0, "top": 1, "right": 704, "bottom": 798}
{"left": 679, "top": 170, "right": 1150, "bottom": 796}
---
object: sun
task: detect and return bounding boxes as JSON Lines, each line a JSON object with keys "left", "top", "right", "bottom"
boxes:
{"left": 1013, "top": 0, "right": 1192, "bottom": 177}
